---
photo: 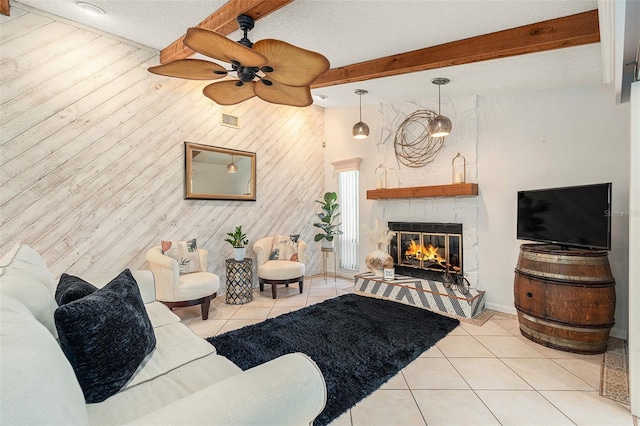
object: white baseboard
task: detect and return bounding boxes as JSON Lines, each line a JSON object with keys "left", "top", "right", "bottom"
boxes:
{"left": 610, "top": 326, "right": 628, "bottom": 340}
{"left": 485, "top": 302, "right": 517, "bottom": 316}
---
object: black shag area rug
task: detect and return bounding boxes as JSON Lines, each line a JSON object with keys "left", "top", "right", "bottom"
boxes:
{"left": 206, "top": 294, "right": 459, "bottom": 425}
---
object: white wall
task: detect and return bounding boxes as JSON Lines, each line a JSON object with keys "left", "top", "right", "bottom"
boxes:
{"left": 477, "top": 84, "right": 630, "bottom": 338}
{"left": 324, "top": 84, "right": 631, "bottom": 338}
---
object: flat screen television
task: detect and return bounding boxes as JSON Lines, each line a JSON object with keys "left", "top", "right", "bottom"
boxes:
{"left": 517, "top": 183, "right": 612, "bottom": 250}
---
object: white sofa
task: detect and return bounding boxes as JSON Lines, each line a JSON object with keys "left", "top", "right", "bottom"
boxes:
{"left": 0, "top": 244, "right": 326, "bottom": 425}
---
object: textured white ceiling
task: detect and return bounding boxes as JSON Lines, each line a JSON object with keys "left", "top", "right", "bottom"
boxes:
{"left": 14, "top": 0, "right": 603, "bottom": 107}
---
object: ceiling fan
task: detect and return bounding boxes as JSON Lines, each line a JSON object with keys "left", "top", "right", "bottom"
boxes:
{"left": 148, "top": 15, "right": 330, "bottom": 107}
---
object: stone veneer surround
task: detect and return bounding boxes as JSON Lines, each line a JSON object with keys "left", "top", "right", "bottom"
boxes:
{"left": 367, "top": 97, "right": 480, "bottom": 289}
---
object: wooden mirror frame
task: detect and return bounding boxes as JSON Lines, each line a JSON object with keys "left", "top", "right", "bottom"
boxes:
{"left": 184, "top": 142, "right": 256, "bottom": 201}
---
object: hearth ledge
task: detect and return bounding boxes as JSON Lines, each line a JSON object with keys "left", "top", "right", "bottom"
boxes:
{"left": 354, "top": 272, "right": 485, "bottom": 319}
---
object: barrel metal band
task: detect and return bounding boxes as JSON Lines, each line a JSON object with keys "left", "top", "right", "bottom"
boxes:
{"left": 520, "top": 312, "right": 614, "bottom": 331}
{"left": 519, "top": 323, "right": 607, "bottom": 352}
{"left": 520, "top": 251, "right": 609, "bottom": 265}
{"left": 515, "top": 267, "right": 615, "bottom": 283}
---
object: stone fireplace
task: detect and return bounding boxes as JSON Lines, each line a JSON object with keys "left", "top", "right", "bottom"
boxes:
{"left": 388, "top": 222, "right": 463, "bottom": 281}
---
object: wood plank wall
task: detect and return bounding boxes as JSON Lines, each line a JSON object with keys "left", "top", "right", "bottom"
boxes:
{"left": 0, "top": 6, "right": 325, "bottom": 284}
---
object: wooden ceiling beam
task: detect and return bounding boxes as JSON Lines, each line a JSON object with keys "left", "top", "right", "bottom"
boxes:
{"left": 311, "top": 10, "right": 600, "bottom": 89}
{"left": 159, "top": 0, "right": 293, "bottom": 64}
{"left": 1, "top": 0, "right": 10, "bottom": 16}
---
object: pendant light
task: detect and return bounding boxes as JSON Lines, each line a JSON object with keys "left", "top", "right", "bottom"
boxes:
{"left": 352, "top": 89, "right": 369, "bottom": 139}
{"left": 227, "top": 155, "right": 238, "bottom": 173}
{"left": 428, "top": 78, "right": 452, "bottom": 138}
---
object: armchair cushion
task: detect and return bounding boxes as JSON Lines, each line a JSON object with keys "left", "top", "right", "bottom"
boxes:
{"left": 160, "top": 239, "right": 200, "bottom": 274}
{"left": 174, "top": 272, "right": 220, "bottom": 301}
{"left": 258, "top": 260, "right": 305, "bottom": 281}
{"left": 270, "top": 234, "right": 300, "bottom": 261}
{"left": 54, "top": 269, "right": 156, "bottom": 403}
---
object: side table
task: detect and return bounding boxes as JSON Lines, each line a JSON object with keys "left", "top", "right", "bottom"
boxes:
{"left": 321, "top": 247, "right": 336, "bottom": 283}
{"left": 225, "top": 258, "right": 253, "bottom": 305}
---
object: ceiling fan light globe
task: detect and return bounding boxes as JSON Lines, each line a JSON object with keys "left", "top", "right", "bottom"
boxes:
{"left": 428, "top": 115, "right": 452, "bottom": 137}
{"left": 77, "top": 2, "right": 106, "bottom": 15}
{"left": 353, "top": 121, "right": 370, "bottom": 139}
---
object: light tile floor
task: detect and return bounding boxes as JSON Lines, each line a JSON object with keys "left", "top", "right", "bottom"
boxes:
{"left": 174, "top": 275, "right": 633, "bottom": 426}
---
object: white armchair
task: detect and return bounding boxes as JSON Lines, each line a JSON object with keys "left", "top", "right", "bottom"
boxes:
{"left": 253, "top": 236, "right": 307, "bottom": 299}
{"left": 145, "top": 246, "right": 220, "bottom": 319}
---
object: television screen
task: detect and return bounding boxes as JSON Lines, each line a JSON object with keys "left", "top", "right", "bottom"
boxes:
{"left": 517, "top": 183, "right": 612, "bottom": 250}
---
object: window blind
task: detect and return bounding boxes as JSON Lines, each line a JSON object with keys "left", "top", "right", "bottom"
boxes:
{"left": 338, "top": 170, "right": 359, "bottom": 270}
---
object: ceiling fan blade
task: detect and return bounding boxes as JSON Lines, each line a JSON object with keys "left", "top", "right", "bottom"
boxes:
{"left": 184, "top": 27, "right": 268, "bottom": 68}
{"left": 254, "top": 80, "right": 313, "bottom": 107}
{"left": 203, "top": 81, "right": 257, "bottom": 105}
{"left": 148, "top": 59, "right": 227, "bottom": 80}
{"left": 253, "top": 39, "right": 330, "bottom": 87}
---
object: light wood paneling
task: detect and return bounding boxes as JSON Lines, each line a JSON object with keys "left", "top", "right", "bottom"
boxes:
{"left": 0, "top": 7, "right": 325, "bottom": 285}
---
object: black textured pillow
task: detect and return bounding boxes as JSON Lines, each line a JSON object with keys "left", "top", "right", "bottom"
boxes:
{"left": 55, "top": 273, "right": 98, "bottom": 306}
{"left": 54, "top": 269, "right": 156, "bottom": 403}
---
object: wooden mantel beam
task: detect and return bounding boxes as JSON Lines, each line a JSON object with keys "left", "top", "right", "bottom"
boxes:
{"left": 311, "top": 10, "right": 600, "bottom": 89}
{"left": 159, "top": 0, "right": 293, "bottom": 64}
{"left": 1, "top": 0, "right": 10, "bottom": 16}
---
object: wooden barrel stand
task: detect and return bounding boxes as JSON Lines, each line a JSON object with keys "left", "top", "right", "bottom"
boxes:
{"left": 513, "top": 244, "right": 616, "bottom": 354}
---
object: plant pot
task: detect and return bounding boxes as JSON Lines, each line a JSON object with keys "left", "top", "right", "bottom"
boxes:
{"left": 321, "top": 239, "right": 334, "bottom": 250}
{"left": 233, "top": 247, "right": 245, "bottom": 261}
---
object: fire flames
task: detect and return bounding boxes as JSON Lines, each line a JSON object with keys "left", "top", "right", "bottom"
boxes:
{"left": 405, "top": 240, "right": 446, "bottom": 265}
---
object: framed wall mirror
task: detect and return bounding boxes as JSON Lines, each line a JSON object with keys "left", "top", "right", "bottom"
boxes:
{"left": 185, "top": 142, "right": 256, "bottom": 201}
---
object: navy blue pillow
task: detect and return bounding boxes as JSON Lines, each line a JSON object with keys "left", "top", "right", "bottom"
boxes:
{"left": 54, "top": 269, "right": 156, "bottom": 403}
{"left": 55, "top": 273, "right": 98, "bottom": 306}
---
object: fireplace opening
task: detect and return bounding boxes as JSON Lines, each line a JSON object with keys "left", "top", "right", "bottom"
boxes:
{"left": 389, "top": 222, "right": 462, "bottom": 281}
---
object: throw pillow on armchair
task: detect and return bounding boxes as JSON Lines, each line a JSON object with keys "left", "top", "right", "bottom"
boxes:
{"left": 161, "top": 239, "right": 200, "bottom": 274}
{"left": 270, "top": 235, "right": 300, "bottom": 261}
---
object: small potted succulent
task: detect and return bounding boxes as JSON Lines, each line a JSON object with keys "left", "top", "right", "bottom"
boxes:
{"left": 313, "top": 191, "right": 343, "bottom": 249}
{"left": 225, "top": 225, "right": 249, "bottom": 261}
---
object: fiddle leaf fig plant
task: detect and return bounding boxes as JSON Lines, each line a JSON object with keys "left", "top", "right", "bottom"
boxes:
{"left": 224, "top": 225, "right": 248, "bottom": 248}
{"left": 313, "top": 191, "right": 343, "bottom": 243}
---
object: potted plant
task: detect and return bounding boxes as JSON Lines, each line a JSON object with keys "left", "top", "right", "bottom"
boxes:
{"left": 313, "top": 191, "right": 343, "bottom": 249}
{"left": 225, "top": 225, "right": 249, "bottom": 261}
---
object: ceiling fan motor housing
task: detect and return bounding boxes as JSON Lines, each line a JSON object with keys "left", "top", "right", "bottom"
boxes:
{"left": 236, "top": 14, "right": 255, "bottom": 48}
{"left": 237, "top": 66, "right": 257, "bottom": 82}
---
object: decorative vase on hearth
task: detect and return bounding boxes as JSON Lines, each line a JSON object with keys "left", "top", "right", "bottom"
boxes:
{"left": 365, "top": 244, "right": 394, "bottom": 276}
